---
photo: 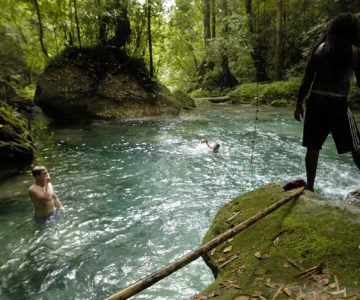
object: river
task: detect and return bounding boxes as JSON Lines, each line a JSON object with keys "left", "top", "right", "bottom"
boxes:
{"left": 0, "top": 103, "right": 359, "bottom": 299}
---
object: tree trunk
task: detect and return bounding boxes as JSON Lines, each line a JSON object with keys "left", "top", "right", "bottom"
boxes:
{"left": 274, "top": 0, "right": 283, "bottom": 81}
{"left": 220, "top": 0, "right": 238, "bottom": 87}
{"left": 203, "top": 0, "right": 211, "bottom": 48}
{"left": 211, "top": 0, "right": 216, "bottom": 39}
{"left": 245, "top": 0, "right": 253, "bottom": 33}
{"left": 73, "top": 0, "right": 82, "bottom": 49}
{"left": 69, "top": 0, "right": 76, "bottom": 46}
{"left": 246, "top": 0, "right": 268, "bottom": 82}
{"left": 33, "top": 0, "right": 48, "bottom": 59}
{"left": 147, "top": 0, "right": 154, "bottom": 78}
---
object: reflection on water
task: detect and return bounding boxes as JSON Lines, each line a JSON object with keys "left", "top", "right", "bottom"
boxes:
{"left": 0, "top": 103, "right": 359, "bottom": 299}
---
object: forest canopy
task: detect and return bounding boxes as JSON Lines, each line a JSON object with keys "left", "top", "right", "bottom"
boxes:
{"left": 1, "top": 0, "right": 360, "bottom": 95}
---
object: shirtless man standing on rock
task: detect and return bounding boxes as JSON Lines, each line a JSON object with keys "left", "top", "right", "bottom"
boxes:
{"left": 295, "top": 13, "right": 360, "bottom": 191}
{"left": 29, "top": 166, "right": 65, "bottom": 224}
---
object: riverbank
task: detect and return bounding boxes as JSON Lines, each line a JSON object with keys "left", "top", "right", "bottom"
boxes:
{"left": 197, "top": 182, "right": 360, "bottom": 299}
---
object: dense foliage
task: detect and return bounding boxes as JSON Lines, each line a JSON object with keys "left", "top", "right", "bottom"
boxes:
{"left": 1, "top": 0, "right": 360, "bottom": 100}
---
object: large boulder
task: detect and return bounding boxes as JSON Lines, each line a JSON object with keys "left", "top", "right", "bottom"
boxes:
{"left": 197, "top": 182, "right": 360, "bottom": 299}
{"left": 0, "top": 101, "right": 34, "bottom": 178}
{"left": 34, "top": 47, "right": 181, "bottom": 121}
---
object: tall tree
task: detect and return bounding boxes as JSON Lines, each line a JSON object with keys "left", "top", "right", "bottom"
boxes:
{"left": 220, "top": 0, "right": 238, "bottom": 87}
{"left": 211, "top": 0, "right": 216, "bottom": 39}
{"left": 274, "top": 0, "right": 282, "bottom": 80}
{"left": 203, "top": 0, "right": 211, "bottom": 48}
{"left": 73, "top": 0, "right": 82, "bottom": 49}
{"left": 33, "top": 0, "right": 48, "bottom": 59}
{"left": 246, "top": 0, "right": 268, "bottom": 82}
{"left": 147, "top": 0, "right": 154, "bottom": 77}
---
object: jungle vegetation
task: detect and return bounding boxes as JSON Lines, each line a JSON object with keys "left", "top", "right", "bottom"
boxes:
{"left": 1, "top": 0, "right": 360, "bottom": 104}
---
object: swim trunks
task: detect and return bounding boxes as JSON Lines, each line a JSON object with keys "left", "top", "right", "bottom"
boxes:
{"left": 34, "top": 209, "right": 58, "bottom": 224}
{"left": 302, "top": 92, "right": 360, "bottom": 154}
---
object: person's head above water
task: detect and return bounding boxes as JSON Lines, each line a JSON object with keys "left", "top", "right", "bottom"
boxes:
{"left": 31, "top": 166, "right": 47, "bottom": 177}
{"left": 212, "top": 143, "right": 220, "bottom": 152}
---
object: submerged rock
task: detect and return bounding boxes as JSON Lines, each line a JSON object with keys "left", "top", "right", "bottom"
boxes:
{"left": 34, "top": 46, "right": 184, "bottom": 121}
{"left": 199, "top": 182, "right": 360, "bottom": 298}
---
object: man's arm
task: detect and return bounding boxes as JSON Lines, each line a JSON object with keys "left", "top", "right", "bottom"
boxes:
{"left": 201, "top": 139, "right": 213, "bottom": 149}
{"left": 295, "top": 53, "right": 316, "bottom": 122}
{"left": 51, "top": 184, "right": 66, "bottom": 212}
{"left": 354, "top": 46, "right": 360, "bottom": 88}
{"left": 54, "top": 195, "right": 62, "bottom": 208}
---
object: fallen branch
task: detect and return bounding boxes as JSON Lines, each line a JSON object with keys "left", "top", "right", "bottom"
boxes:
{"left": 104, "top": 187, "right": 305, "bottom": 300}
{"left": 272, "top": 284, "right": 284, "bottom": 300}
{"left": 287, "top": 259, "right": 305, "bottom": 271}
{"left": 295, "top": 262, "right": 324, "bottom": 278}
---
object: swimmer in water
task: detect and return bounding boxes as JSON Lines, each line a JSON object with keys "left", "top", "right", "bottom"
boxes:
{"left": 201, "top": 139, "right": 220, "bottom": 153}
{"left": 28, "top": 166, "right": 66, "bottom": 224}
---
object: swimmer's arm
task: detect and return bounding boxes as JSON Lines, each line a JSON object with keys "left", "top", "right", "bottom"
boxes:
{"left": 53, "top": 194, "right": 67, "bottom": 213}
{"left": 54, "top": 195, "right": 62, "bottom": 208}
{"left": 201, "top": 139, "right": 212, "bottom": 149}
{"left": 220, "top": 155, "right": 229, "bottom": 160}
{"left": 205, "top": 142, "right": 213, "bottom": 149}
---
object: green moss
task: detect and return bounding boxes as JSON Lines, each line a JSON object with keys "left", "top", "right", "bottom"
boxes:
{"left": 0, "top": 100, "right": 34, "bottom": 175}
{"left": 228, "top": 78, "right": 301, "bottom": 105}
{"left": 200, "top": 182, "right": 360, "bottom": 298}
{"left": 172, "top": 90, "right": 196, "bottom": 108}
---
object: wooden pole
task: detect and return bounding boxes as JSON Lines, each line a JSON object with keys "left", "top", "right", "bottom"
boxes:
{"left": 104, "top": 187, "right": 305, "bottom": 300}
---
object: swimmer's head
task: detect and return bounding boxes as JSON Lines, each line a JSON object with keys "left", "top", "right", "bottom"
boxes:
{"left": 32, "top": 166, "right": 47, "bottom": 177}
{"left": 213, "top": 143, "right": 220, "bottom": 152}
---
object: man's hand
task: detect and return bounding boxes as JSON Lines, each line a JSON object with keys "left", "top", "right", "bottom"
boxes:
{"left": 201, "top": 139, "right": 208, "bottom": 144}
{"left": 294, "top": 106, "right": 304, "bottom": 122}
{"left": 60, "top": 206, "right": 67, "bottom": 214}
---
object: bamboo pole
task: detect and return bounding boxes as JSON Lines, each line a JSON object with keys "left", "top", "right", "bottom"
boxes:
{"left": 104, "top": 187, "right": 305, "bottom": 300}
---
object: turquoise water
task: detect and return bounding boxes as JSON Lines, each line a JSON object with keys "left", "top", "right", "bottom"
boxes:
{"left": 0, "top": 103, "right": 359, "bottom": 300}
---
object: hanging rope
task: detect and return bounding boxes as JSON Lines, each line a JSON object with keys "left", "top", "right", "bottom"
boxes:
{"left": 249, "top": 0, "right": 261, "bottom": 166}
{"left": 249, "top": 81, "right": 259, "bottom": 165}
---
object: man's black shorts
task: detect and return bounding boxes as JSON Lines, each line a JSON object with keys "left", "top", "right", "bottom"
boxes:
{"left": 303, "top": 93, "right": 360, "bottom": 154}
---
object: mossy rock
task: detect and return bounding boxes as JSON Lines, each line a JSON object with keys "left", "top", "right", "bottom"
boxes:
{"left": 199, "top": 182, "right": 360, "bottom": 299}
{"left": 172, "top": 90, "right": 196, "bottom": 109}
{"left": 35, "top": 46, "right": 181, "bottom": 121}
{"left": 0, "top": 101, "right": 34, "bottom": 177}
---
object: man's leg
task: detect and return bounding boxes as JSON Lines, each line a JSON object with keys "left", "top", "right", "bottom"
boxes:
{"left": 351, "top": 150, "right": 360, "bottom": 170}
{"left": 305, "top": 148, "right": 320, "bottom": 192}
